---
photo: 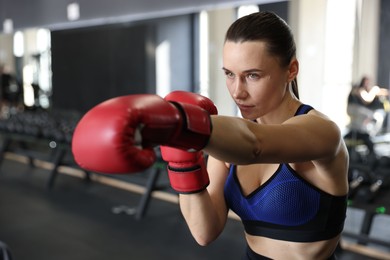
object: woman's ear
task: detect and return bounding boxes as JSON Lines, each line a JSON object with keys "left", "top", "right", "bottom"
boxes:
{"left": 287, "top": 58, "right": 299, "bottom": 82}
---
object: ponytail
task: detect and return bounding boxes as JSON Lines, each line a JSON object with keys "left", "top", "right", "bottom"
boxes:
{"left": 291, "top": 78, "right": 299, "bottom": 100}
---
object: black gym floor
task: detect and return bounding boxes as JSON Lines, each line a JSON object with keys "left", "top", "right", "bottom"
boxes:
{"left": 0, "top": 155, "right": 382, "bottom": 260}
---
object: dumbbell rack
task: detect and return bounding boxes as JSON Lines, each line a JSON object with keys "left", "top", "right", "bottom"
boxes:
{"left": 0, "top": 109, "right": 171, "bottom": 220}
{"left": 0, "top": 109, "right": 81, "bottom": 188}
{"left": 343, "top": 131, "right": 390, "bottom": 255}
{"left": 0, "top": 132, "right": 80, "bottom": 188}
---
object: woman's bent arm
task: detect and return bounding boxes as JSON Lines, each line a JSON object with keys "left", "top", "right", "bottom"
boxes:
{"left": 179, "top": 156, "right": 229, "bottom": 246}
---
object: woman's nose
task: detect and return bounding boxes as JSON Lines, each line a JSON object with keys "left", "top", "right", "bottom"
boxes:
{"left": 232, "top": 78, "right": 248, "bottom": 99}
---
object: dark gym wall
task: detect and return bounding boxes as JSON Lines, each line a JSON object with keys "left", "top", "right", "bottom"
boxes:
{"left": 50, "top": 14, "right": 194, "bottom": 113}
{"left": 51, "top": 22, "right": 156, "bottom": 113}
{"left": 378, "top": 0, "right": 390, "bottom": 88}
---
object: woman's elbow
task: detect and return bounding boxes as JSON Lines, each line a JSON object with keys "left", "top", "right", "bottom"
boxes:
{"left": 192, "top": 232, "right": 219, "bottom": 246}
{"left": 190, "top": 224, "right": 223, "bottom": 246}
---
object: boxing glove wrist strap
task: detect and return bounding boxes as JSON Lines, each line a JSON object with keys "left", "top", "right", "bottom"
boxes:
{"left": 167, "top": 165, "right": 210, "bottom": 194}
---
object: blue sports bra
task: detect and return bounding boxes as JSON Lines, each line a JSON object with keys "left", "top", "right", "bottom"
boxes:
{"left": 224, "top": 104, "right": 347, "bottom": 242}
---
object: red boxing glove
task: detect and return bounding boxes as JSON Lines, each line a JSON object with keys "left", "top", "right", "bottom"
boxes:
{"left": 161, "top": 91, "right": 218, "bottom": 193}
{"left": 71, "top": 93, "right": 212, "bottom": 174}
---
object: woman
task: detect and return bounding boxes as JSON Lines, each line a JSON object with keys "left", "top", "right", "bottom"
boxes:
{"left": 355, "top": 76, "right": 388, "bottom": 110}
{"left": 179, "top": 11, "right": 349, "bottom": 259}
{"left": 346, "top": 76, "right": 389, "bottom": 137}
{"left": 71, "top": 10, "right": 349, "bottom": 260}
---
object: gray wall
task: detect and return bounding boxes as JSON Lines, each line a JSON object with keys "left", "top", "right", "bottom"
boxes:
{"left": 156, "top": 15, "right": 194, "bottom": 92}
{"left": 378, "top": 0, "right": 390, "bottom": 88}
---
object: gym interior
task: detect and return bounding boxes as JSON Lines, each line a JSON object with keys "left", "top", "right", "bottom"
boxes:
{"left": 1, "top": 0, "right": 390, "bottom": 259}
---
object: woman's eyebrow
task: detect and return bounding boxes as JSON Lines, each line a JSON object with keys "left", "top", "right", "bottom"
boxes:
{"left": 243, "top": 69, "right": 262, "bottom": 73}
{"left": 222, "top": 67, "right": 262, "bottom": 73}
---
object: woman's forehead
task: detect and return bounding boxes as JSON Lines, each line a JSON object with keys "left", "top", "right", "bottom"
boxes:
{"left": 223, "top": 41, "right": 279, "bottom": 70}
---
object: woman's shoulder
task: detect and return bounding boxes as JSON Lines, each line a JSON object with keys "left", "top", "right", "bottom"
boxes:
{"left": 286, "top": 107, "right": 342, "bottom": 138}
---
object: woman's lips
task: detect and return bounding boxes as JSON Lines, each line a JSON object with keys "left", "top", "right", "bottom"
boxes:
{"left": 236, "top": 103, "right": 254, "bottom": 111}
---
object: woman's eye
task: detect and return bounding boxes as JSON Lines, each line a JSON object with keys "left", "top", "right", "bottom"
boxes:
{"left": 247, "top": 73, "right": 259, "bottom": 80}
{"left": 225, "top": 71, "right": 234, "bottom": 78}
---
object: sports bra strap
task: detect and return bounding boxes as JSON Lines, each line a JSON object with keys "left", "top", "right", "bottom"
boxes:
{"left": 294, "top": 104, "right": 313, "bottom": 116}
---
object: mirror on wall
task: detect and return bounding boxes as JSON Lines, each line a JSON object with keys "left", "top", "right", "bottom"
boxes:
{"left": 0, "top": 27, "right": 52, "bottom": 117}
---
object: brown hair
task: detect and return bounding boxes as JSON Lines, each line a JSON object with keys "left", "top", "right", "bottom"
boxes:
{"left": 225, "top": 11, "right": 299, "bottom": 99}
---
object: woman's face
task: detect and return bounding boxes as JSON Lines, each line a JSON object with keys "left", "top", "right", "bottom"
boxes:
{"left": 223, "top": 40, "right": 292, "bottom": 120}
